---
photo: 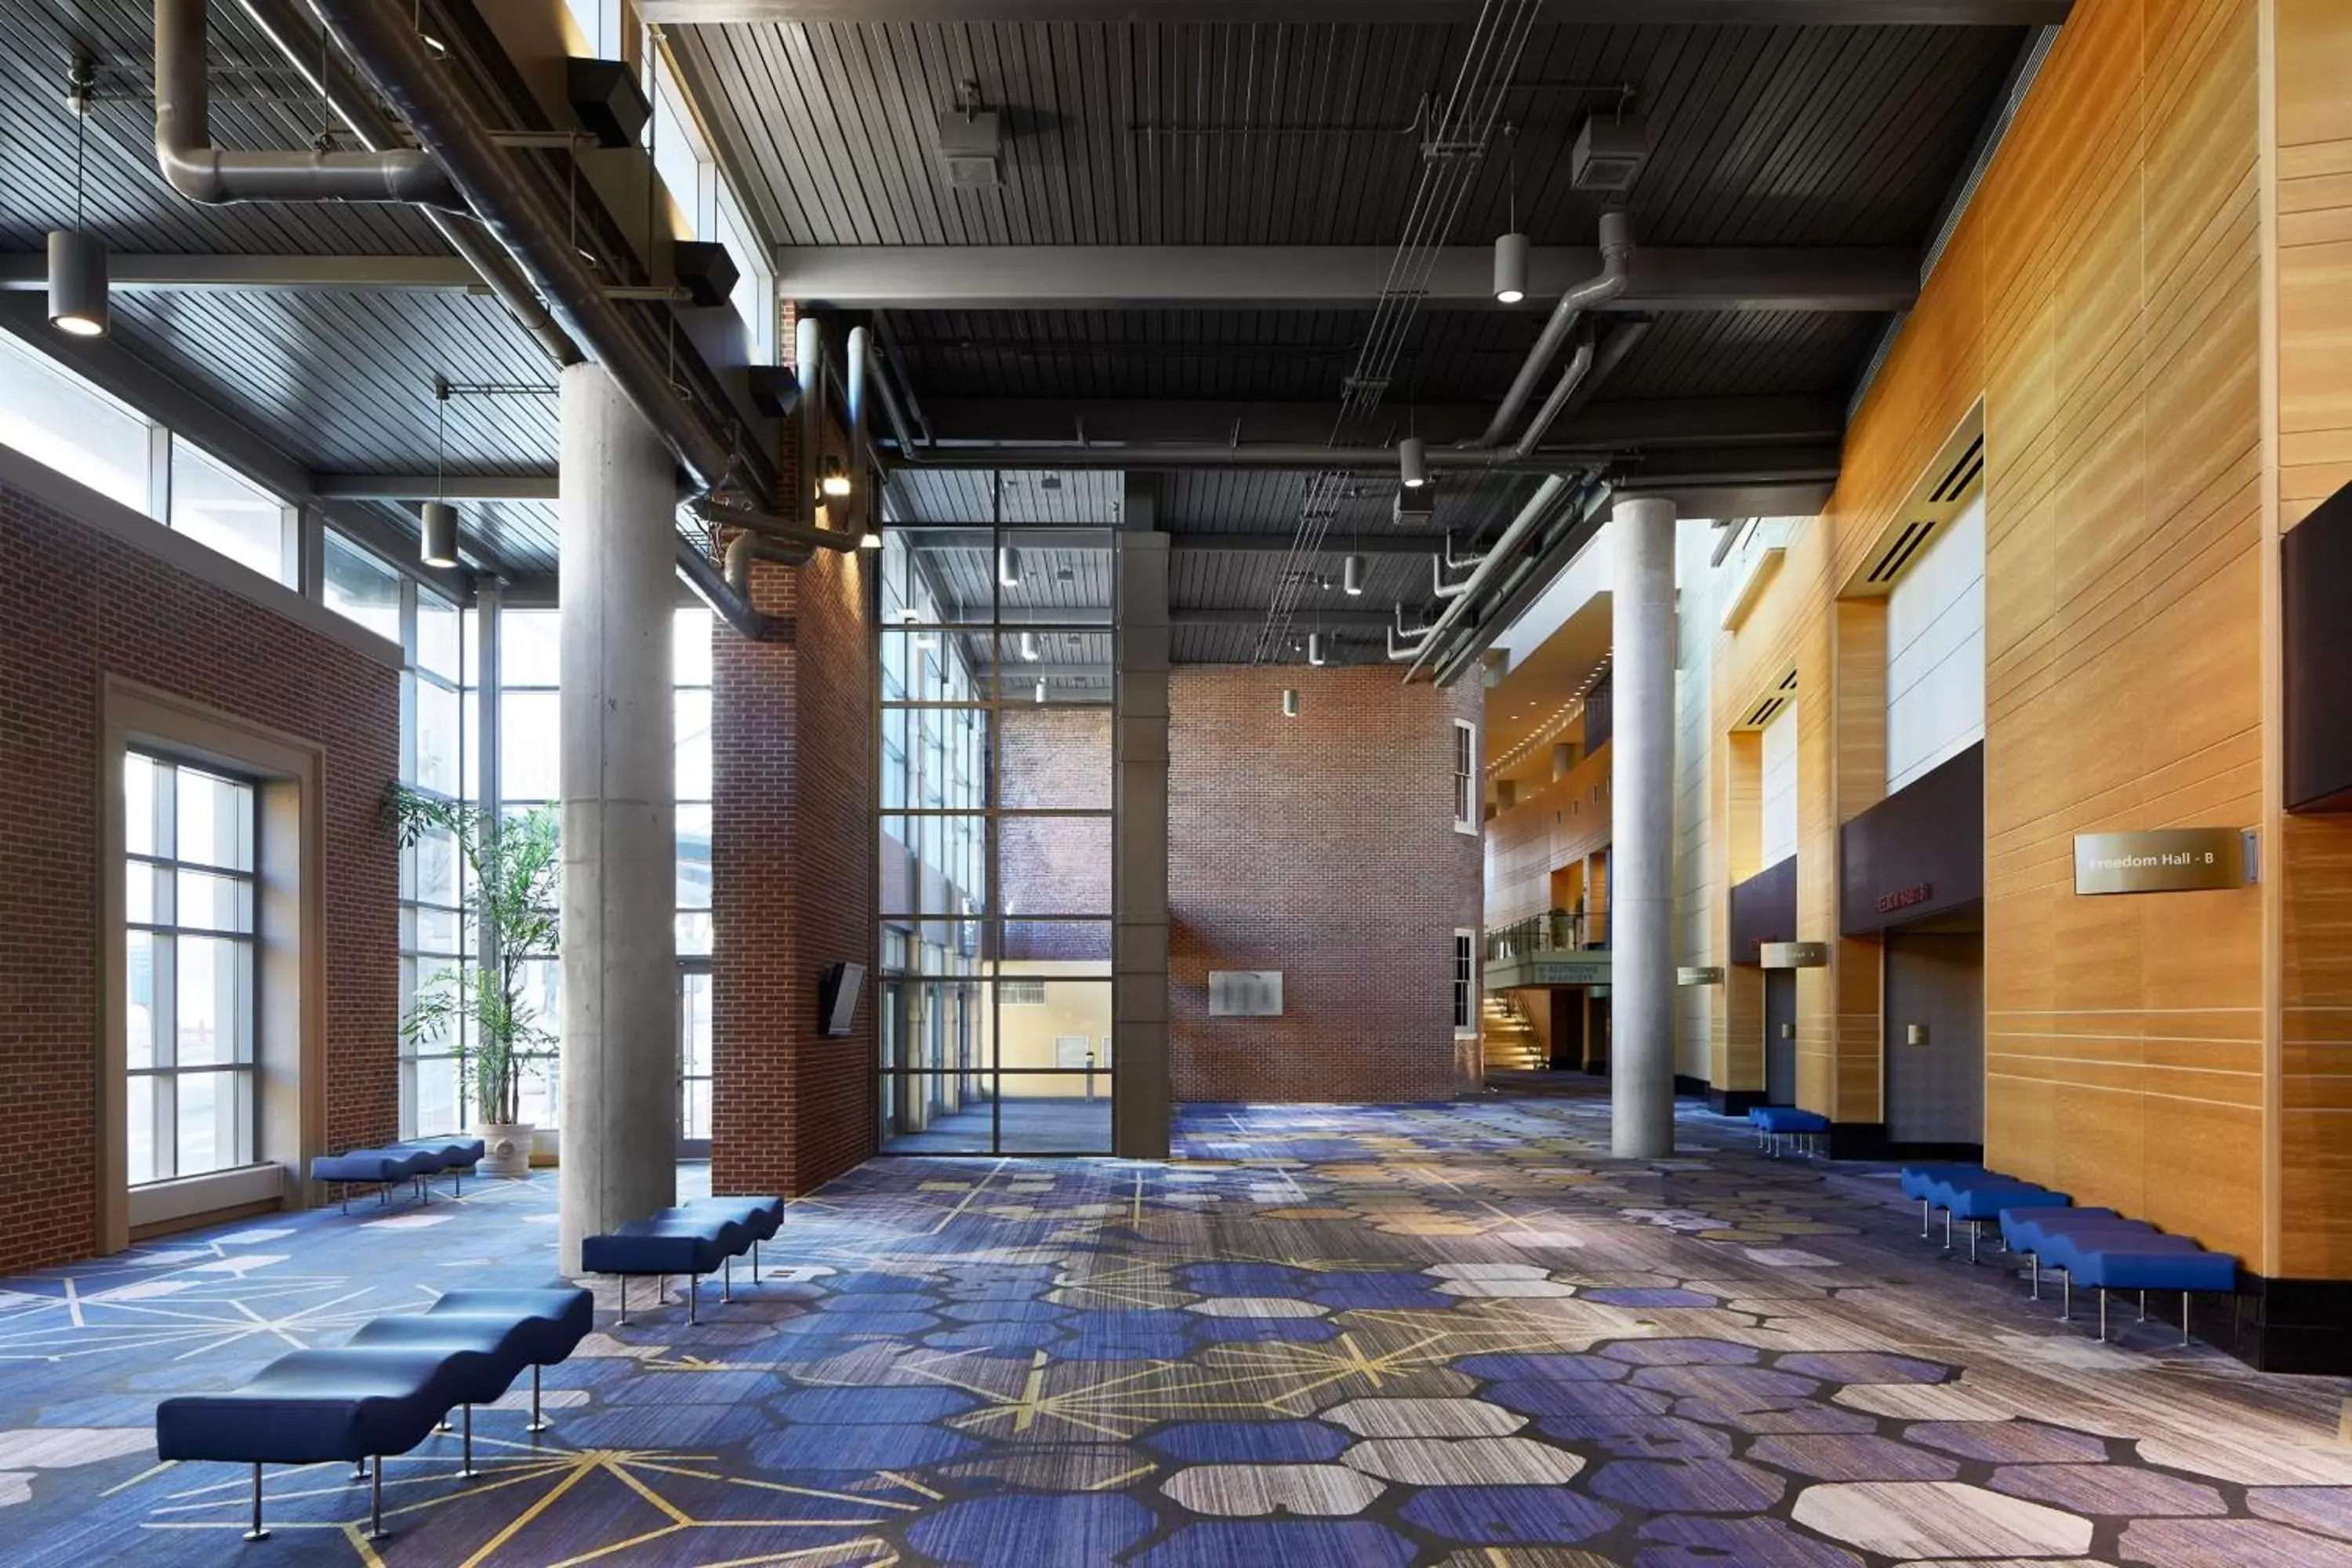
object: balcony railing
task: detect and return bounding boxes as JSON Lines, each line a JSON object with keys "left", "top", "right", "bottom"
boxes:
{"left": 1485, "top": 909, "right": 1603, "bottom": 962}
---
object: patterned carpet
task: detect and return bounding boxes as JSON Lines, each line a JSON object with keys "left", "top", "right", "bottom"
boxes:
{"left": 5, "top": 1091, "right": 2351, "bottom": 1566}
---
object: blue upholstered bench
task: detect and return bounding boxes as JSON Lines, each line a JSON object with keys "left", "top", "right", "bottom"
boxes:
{"left": 310, "top": 1147, "right": 439, "bottom": 1211}
{"left": 583, "top": 1200, "right": 779, "bottom": 1324}
{"left": 402, "top": 1138, "right": 488, "bottom": 1195}
{"left": 2057, "top": 1238, "right": 2238, "bottom": 1343}
{"left": 1900, "top": 1166, "right": 2072, "bottom": 1258}
{"left": 1748, "top": 1105, "right": 1831, "bottom": 1158}
{"left": 154, "top": 1285, "right": 590, "bottom": 1542}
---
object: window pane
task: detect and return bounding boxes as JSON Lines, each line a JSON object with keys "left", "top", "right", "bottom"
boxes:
{"left": 323, "top": 532, "right": 401, "bottom": 641}
{"left": 176, "top": 869, "right": 254, "bottom": 934}
{"left": 677, "top": 910, "right": 713, "bottom": 957}
{"left": 128, "top": 1078, "right": 158, "bottom": 1186}
{"left": 997, "top": 1074, "right": 1112, "bottom": 1153}
{"left": 412, "top": 825, "right": 463, "bottom": 913}
{"left": 416, "top": 676, "right": 463, "bottom": 798}
{"left": 176, "top": 768, "right": 253, "bottom": 872}
{"left": 999, "top": 815, "right": 1112, "bottom": 916}
{"left": 677, "top": 803, "right": 711, "bottom": 909}
{"left": 0, "top": 332, "right": 153, "bottom": 514}
{"left": 176, "top": 936, "right": 252, "bottom": 1065}
{"left": 501, "top": 608, "right": 561, "bottom": 688}
{"left": 176, "top": 1069, "right": 251, "bottom": 1174}
{"left": 126, "top": 931, "right": 159, "bottom": 1070}
{"left": 417, "top": 590, "right": 463, "bottom": 682}
{"left": 170, "top": 441, "right": 288, "bottom": 582}
{"left": 879, "top": 1076, "right": 992, "bottom": 1153}
{"left": 674, "top": 607, "right": 713, "bottom": 685}
{"left": 412, "top": 1053, "right": 462, "bottom": 1138}
{"left": 500, "top": 691, "right": 561, "bottom": 800}
{"left": 651, "top": 73, "right": 702, "bottom": 238}
{"left": 125, "top": 753, "right": 159, "bottom": 857}
{"left": 676, "top": 688, "right": 713, "bottom": 800}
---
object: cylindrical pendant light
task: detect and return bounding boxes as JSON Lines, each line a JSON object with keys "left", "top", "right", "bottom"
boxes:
{"left": 1308, "top": 633, "right": 1327, "bottom": 667}
{"left": 1398, "top": 437, "right": 1428, "bottom": 490}
{"left": 1343, "top": 554, "right": 1366, "bottom": 596}
{"left": 998, "top": 544, "right": 1023, "bottom": 587}
{"left": 1019, "top": 630, "right": 1040, "bottom": 661}
{"left": 46, "top": 228, "right": 107, "bottom": 338}
{"left": 821, "top": 455, "right": 852, "bottom": 497}
{"left": 1281, "top": 688, "right": 1300, "bottom": 717}
{"left": 1493, "top": 230, "right": 1529, "bottom": 304}
{"left": 1034, "top": 677, "right": 1047, "bottom": 705}
{"left": 420, "top": 500, "right": 459, "bottom": 568}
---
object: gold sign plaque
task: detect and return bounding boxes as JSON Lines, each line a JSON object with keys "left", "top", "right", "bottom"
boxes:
{"left": 1676, "top": 966, "right": 1726, "bottom": 986}
{"left": 1759, "top": 942, "right": 1830, "bottom": 969}
{"left": 2073, "top": 829, "right": 2246, "bottom": 896}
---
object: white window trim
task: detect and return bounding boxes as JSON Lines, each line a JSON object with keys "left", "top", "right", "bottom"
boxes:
{"left": 1453, "top": 928, "right": 1479, "bottom": 1037}
{"left": 1452, "top": 718, "right": 1479, "bottom": 836}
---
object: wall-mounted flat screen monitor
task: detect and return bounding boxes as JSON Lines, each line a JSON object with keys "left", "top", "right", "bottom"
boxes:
{"left": 819, "top": 961, "right": 866, "bottom": 1037}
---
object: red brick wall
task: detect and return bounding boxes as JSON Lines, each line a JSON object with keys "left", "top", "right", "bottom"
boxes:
{"left": 710, "top": 543, "right": 877, "bottom": 1196}
{"left": 1169, "top": 665, "right": 1484, "bottom": 1103}
{"left": 0, "top": 477, "right": 400, "bottom": 1274}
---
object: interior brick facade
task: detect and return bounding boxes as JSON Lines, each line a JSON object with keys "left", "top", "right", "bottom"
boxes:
{"left": 1168, "top": 665, "right": 1483, "bottom": 1103}
{"left": 0, "top": 477, "right": 401, "bottom": 1275}
{"left": 710, "top": 546, "right": 878, "bottom": 1196}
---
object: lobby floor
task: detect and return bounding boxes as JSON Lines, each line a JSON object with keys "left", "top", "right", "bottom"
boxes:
{"left": 4, "top": 1093, "right": 2351, "bottom": 1566}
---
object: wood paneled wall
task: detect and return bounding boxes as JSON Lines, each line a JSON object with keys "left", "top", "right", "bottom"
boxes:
{"left": 1484, "top": 742, "right": 1613, "bottom": 927}
{"left": 1708, "top": 0, "right": 2336, "bottom": 1272}
{"left": 2273, "top": 0, "right": 2352, "bottom": 1280}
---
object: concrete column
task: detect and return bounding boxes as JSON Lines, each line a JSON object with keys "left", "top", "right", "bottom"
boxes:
{"left": 557, "top": 361, "right": 677, "bottom": 1273}
{"left": 1113, "top": 474, "right": 1171, "bottom": 1160}
{"left": 1610, "top": 494, "right": 1677, "bottom": 1159}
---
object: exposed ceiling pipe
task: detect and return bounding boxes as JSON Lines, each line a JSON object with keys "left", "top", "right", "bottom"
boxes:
{"left": 310, "top": 0, "right": 783, "bottom": 510}
{"left": 798, "top": 314, "right": 826, "bottom": 517}
{"left": 844, "top": 323, "right": 873, "bottom": 539}
{"left": 677, "top": 535, "right": 772, "bottom": 640}
{"left": 155, "top": 0, "right": 465, "bottom": 209}
{"left": 1392, "top": 474, "right": 1575, "bottom": 681}
{"left": 232, "top": 0, "right": 579, "bottom": 366}
{"left": 691, "top": 495, "right": 855, "bottom": 556}
{"left": 1468, "top": 210, "right": 1633, "bottom": 452}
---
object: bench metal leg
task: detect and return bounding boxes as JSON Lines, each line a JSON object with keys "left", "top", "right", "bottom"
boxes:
{"left": 1967, "top": 1221, "right": 1981, "bottom": 1265}
{"left": 243, "top": 1462, "right": 268, "bottom": 1542}
{"left": 723, "top": 1256, "right": 732, "bottom": 1304}
{"left": 615, "top": 1275, "right": 629, "bottom": 1327}
{"left": 2059, "top": 1269, "right": 2072, "bottom": 1322}
{"left": 351, "top": 1457, "right": 368, "bottom": 1481}
{"left": 2029, "top": 1252, "right": 2041, "bottom": 1300}
{"left": 527, "top": 1365, "right": 550, "bottom": 1433}
{"left": 2181, "top": 1290, "right": 2192, "bottom": 1348}
{"left": 339, "top": 1184, "right": 349, "bottom": 1216}
{"left": 379, "top": 1182, "right": 390, "bottom": 1207}
{"left": 752, "top": 1240, "right": 760, "bottom": 1283}
{"left": 366, "top": 1461, "right": 389, "bottom": 1541}
{"left": 453, "top": 1169, "right": 463, "bottom": 1196}
{"left": 1944, "top": 1210, "right": 1954, "bottom": 1250}
{"left": 689, "top": 1273, "right": 699, "bottom": 1325}
{"left": 1920, "top": 1198, "right": 1931, "bottom": 1238}
{"left": 2097, "top": 1288, "right": 2109, "bottom": 1342}
{"left": 457, "top": 1404, "right": 477, "bottom": 1478}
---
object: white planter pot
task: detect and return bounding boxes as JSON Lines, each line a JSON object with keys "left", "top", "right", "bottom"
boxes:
{"left": 476, "top": 1123, "right": 535, "bottom": 1178}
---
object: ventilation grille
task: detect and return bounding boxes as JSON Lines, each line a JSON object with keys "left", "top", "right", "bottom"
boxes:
{"left": 1930, "top": 432, "right": 1985, "bottom": 504}
{"left": 1867, "top": 519, "right": 1935, "bottom": 585}
{"left": 1744, "top": 674, "right": 1797, "bottom": 728}
{"left": 1000, "top": 978, "right": 1046, "bottom": 1005}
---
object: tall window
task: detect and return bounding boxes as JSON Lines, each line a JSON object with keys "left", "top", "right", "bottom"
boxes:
{"left": 878, "top": 491, "right": 1117, "bottom": 1156}
{"left": 1453, "top": 719, "right": 1478, "bottom": 834}
{"left": 676, "top": 607, "right": 714, "bottom": 1147}
{"left": 125, "top": 754, "right": 260, "bottom": 1184}
{"left": 400, "top": 586, "right": 470, "bottom": 1136}
{"left": 1453, "top": 930, "right": 1478, "bottom": 1035}
{"left": 499, "top": 608, "right": 563, "bottom": 1128}
{"left": 0, "top": 330, "right": 153, "bottom": 514}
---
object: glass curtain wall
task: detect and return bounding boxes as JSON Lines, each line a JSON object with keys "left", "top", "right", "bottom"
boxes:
{"left": 125, "top": 754, "right": 260, "bottom": 1183}
{"left": 398, "top": 583, "right": 470, "bottom": 1136}
{"left": 878, "top": 475, "right": 1116, "bottom": 1154}
{"left": 497, "top": 608, "right": 564, "bottom": 1128}
{"left": 675, "top": 607, "right": 715, "bottom": 1153}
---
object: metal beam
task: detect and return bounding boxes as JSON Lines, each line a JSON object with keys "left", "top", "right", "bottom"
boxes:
{"left": 913, "top": 394, "right": 1844, "bottom": 450}
{"left": 896, "top": 524, "right": 1443, "bottom": 554}
{"left": 314, "top": 471, "right": 561, "bottom": 501}
{"left": 0, "top": 252, "right": 484, "bottom": 292}
{"left": 654, "top": 1, "right": 2067, "bottom": 22}
{"left": 782, "top": 246, "right": 1918, "bottom": 313}
{"left": 1173, "top": 608, "right": 1397, "bottom": 629}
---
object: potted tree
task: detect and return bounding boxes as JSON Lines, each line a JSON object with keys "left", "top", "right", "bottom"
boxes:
{"left": 388, "top": 786, "right": 560, "bottom": 1178}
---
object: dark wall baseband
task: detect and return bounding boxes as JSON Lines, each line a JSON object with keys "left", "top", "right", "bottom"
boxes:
{"left": 1708, "top": 1087, "right": 1766, "bottom": 1117}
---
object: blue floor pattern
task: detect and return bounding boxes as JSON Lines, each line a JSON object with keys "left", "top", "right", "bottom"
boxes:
{"left": 4, "top": 1092, "right": 2351, "bottom": 1566}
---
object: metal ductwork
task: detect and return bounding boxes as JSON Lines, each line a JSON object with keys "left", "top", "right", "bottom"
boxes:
{"left": 310, "top": 0, "right": 780, "bottom": 512}
{"left": 692, "top": 495, "right": 856, "bottom": 557}
{"left": 155, "top": 0, "right": 466, "bottom": 209}
{"left": 232, "top": 0, "right": 579, "bottom": 367}
{"left": 1470, "top": 210, "right": 1634, "bottom": 452}
{"left": 1392, "top": 474, "right": 1577, "bottom": 681}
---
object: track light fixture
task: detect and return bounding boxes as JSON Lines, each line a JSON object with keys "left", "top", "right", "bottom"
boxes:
{"left": 1343, "top": 554, "right": 1366, "bottom": 597}
{"left": 1019, "top": 631, "right": 1040, "bottom": 661}
{"left": 820, "top": 455, "right": 852, "bottom": 498}
{"left": 1398, "top": 437, "right": 1428, "bottom": 490}
{"left": 858, "top": 528, "right": 882, "bottom": 550}
{"left": 1308, "top": 633, "right": 1327, "bottom": 667}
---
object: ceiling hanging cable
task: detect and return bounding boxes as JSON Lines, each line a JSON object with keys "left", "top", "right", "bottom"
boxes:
{"left": 1252, "top": 0, "right": 1541, "bottom": 664}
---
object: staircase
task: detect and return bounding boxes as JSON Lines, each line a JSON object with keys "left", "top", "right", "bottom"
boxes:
{"left": 1481, "top": 993, "right": 1545, "bottom": 1073}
